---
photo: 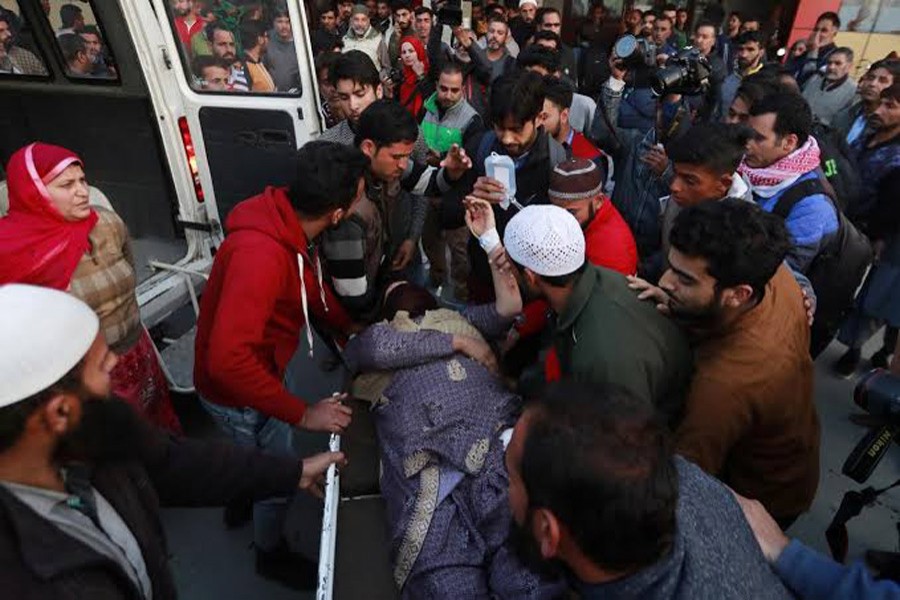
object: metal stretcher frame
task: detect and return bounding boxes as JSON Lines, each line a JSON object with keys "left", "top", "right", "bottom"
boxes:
{"left": 316, "top": 433, "right": 342, "bottom": 600}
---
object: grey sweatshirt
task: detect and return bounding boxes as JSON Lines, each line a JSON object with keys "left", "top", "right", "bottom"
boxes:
{"left": 575, "top": 457, "right": 794, "bottom": 600}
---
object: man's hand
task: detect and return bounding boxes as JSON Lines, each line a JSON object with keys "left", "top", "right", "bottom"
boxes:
{"left": 609, "top": 54, "right": 627, "bottom": 81}
{"left": 640, "top": 145, "right": 669, "bottom": 176}
{"left": 731, "top": 491, "right": 790, "bottom": 564}
{"left": 426, "top": 148, "right": 442, "bottom": 167}
{"left": 464, "top": 196, "right": 497, "bottom": 237}
{"left": 452, "top": 334, "right": 500, "bottom": 375}
{"left": 299, "top": 451, "right": 347, "bottom": 499}
{"left": 627, "top": 275, "right": 671, "bottom": 315}
{"left": 453, "top": 27, "right": 474, "bottom": 49}
{"left": 801, "top": 287, "right": 815, "bottom": 327}
{"left": 299, "top": 393, "right": 353, "bottom": 433}
{"left": 440, "top": 144, "right": 472, "bottom": 181}
{"left": 470, "top": 176, "right": 507, "bottom": 204}
{"left": 392, "top": 239, "right": 416, "bottom": 271}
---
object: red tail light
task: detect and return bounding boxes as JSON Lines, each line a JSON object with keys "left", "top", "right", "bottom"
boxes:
{"left": 178, "top": 117, "right": 205, "bottom": 203}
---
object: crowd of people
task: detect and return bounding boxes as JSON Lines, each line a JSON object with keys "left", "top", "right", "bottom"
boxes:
{"left": 2, "top": 2, "right": 900, "bottom": 599}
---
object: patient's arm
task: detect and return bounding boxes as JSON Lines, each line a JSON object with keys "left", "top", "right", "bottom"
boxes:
{"left": 344, "top": 324, "right": 455, "bottom": 372}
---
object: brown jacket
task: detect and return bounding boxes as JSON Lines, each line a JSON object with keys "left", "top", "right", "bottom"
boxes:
{"left": 676, "top": 265, "right": 820, "bottom": 519}
{"left": 0, "top": 419, "right": 302, "bottom": 599}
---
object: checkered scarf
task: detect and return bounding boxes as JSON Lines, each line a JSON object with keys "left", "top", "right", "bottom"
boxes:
{"left": 739, "top": 137, "right": 821, "bottom": 192}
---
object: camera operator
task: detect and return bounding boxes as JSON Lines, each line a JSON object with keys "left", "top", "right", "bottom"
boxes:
{"left": 689, "top": 20, "right": 727, "bottom": 121}
{"left": 588, "top": 40, "right": 691, "bottom": 272}
{"left": 735, "top": 492, "right": 900, "bottom": 599}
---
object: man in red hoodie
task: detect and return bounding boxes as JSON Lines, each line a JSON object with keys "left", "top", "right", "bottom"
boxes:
{"left": 194, "top": 140, "right": 369, "bottom": 584}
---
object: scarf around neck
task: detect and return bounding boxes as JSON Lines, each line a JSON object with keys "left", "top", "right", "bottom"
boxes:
{"left": 738, "top": 136, "right": 821, "bottom": 197}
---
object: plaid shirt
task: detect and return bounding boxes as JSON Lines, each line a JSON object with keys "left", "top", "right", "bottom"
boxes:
{"left": 69, "top": 208, "right": 141, "bottom": 353}
{"left": 7, "top": 46, "right": 48, "bottom": 76}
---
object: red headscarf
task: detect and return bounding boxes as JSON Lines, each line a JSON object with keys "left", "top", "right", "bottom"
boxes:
{"left": 399, "top": 36, "right": 429, "bottom": 118}
{"left": 0, "top": 143, "right": 98, "bottom": 290}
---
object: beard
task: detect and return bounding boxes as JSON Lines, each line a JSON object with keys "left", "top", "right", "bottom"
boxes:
{"left": 54, "top": 395, "right": 146, "bottom": 465}
{"left": 666, "top": 290, "right": 722, "bottom": 327}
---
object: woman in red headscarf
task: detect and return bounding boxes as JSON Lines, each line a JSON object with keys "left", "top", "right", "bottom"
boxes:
{"left": 0, "top": 142, "right": 181, "bottom": 433}
{"left": 398, "top": 36, "right": 434, "bottom": 120}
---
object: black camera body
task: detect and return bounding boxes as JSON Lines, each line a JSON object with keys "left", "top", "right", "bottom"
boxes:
{"left": 842, "top": 369, "right": 900, "bottom": 484}
{"left": 651, "top": 47, "right": 712, "bottom": 97}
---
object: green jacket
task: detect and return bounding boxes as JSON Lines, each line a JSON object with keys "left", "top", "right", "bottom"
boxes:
{"left": 554, "top": 265, "right": 693, "bottom": 423}
{"left": 420, "top": 93, "right": 482, "bottom": 155}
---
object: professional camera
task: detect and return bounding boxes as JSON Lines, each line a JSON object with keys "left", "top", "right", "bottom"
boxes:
{"left": 825, "top": 369, "right": 900, "bottom": 571}
{"left": 612, "top": 34, "right": 657, "bottom": 70}
{"left": 650, "top": 47, "right": 712, "bottom": 97}
{"left": 438, "top": 0, "right": 463, "bottom": 28}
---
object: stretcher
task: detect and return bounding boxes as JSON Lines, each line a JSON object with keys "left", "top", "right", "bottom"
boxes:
{"left": 316, "top": 400, "right": 398, "bottom": 600}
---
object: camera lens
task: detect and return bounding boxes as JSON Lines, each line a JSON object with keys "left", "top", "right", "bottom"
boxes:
{"left": 651, "top": 65, "right": 684, "bottom": 97}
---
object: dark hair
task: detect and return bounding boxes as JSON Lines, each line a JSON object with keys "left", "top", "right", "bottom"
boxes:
{"left": 693, "top": 19, "right": 716, "bottom": 34}
{"left": 728, "top": 10, "right": 742, "bottom": 20}
{"left": 485, "top": 3, "right": 505, "bottom": 16}
{"left": 439, "top": 60, "right": 464, "bottom": 78}
{"left": 59, "top": 4, "right": 82, "bottom": 28}
{"left": 542, "top": 75, "right": 573, "bottom": 110}
{"left": 77, "top": 24, "right": 102, "bottom": 38}
{"left": 667, "top": 122, "right": 751, "bottom": 175}
{"left": 735, "top": 29, "right": 765, "bottom": 47}
{"left": 315, "top": 50, "right": 341, "bottom": 78}
{"left": 749, "top": 91, "right": 812, "bottom": 146}
{"left": 206, "top": 21, "right": 234, "bottom": 44}
{"left": 0, "top": 363, "right": 83, "bottom": 453}
{"left": 414, "top": 6, "right": 433, "bottom": 17}
{"left": 391, "top": 0, "right": 412, "bottom": 12}
{"left": 239, "top": 19, "right": 267, "bottom": 50}
{"left": 381, "top": 283, "right": 438, "bottom": 320}
{"left": 656, "top": 14, "right": 672, "bottom": 26}
{"left": 288, "top": 141, "right": 369, "bottom": 216}
{"left": 734, "top": 77, "right": 780, "bottom": 110}
{"left": 0, "top": 12, "right": 11, "bottom": 28}
{"left": 490, "top": 71, "right": 546, "bottom": 126}
{"left": 663, "top": 3, "right": 678, "bottom": 12}
{"left": 320, "top": 6, "right": 336, "bottom": 16}
{"left": 273, "top": 6, "right": 289, "bottom": 20}
{"left": 882, "top": 82, "right": 900, "bottom": 102}
{"left": 531, "top": 30, "right": 561, "bottom": 49}
{"left": 58, "top": 33, "right": 86, "bottom": 64}
{"left": 817, "top": 11, "right": 840, "bottom": 29}
{"left": 329, "top": 49, "right": 381, "bottom": 88}
{"left": 193, "top": 55, "right": 230, "bottom": 76}
{"left": 669, "top": 199, "right": 791, "bottom": 301}
{"left": 868, "top": 59, "right": 900, "bottom": 81}
{"left": 517, "top": 44, "right": 560, "bottom": 74}
{"left": 487, "top": 14, "right": 508, "bottom": 28}
{"left": 521, "top": 381, "right": 677, "bottom": 572}
{"left": 354, "top": 99, "right": 419, "bottom": 148}
{"left": 831, "top": 46, "right": 854, "bottom": 63}
{"left": 535, "top": 6, "right": 560, "bottom": 24}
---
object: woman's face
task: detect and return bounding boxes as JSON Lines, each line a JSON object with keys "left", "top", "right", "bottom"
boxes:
{"left": 46, "top": 163, "right": 91, "bottom": 221}
{"left": 401, "top": 42, "right": 417, "bottom": 66}
{"left": 791, "top": 40, "right": 807, "bottom": 57}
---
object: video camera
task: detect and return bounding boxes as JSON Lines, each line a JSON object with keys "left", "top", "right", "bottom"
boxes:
{"left": 651, "top": 47, "right": 712, "bottom": 97}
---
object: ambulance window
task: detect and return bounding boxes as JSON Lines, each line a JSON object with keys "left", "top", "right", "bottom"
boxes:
{"left": 166, "top": 1, "right": 302, "bottom": 95}
{"left": 41, "top": 1, "right": 119, "bottom": 81}
{"left": 0, "top": 1, "right": 49, "bottom": 77}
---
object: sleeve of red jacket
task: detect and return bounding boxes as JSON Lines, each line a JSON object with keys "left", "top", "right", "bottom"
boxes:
{"left": 204, "top": 246, "right": 307, "bottom": 425}
{"left": 515, "top": 300, "right": 550, "bottom": 338}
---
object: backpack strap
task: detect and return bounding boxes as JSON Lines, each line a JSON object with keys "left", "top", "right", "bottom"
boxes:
{"left": 771, "top": 177, "right": 829, "bottom": 219}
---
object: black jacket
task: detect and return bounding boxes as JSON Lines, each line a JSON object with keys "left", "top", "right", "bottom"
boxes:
{"left": 0, "top": 421, "right": 301, "bottom": 599}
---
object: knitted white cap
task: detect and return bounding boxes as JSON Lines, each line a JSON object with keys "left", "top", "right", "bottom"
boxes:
{"left": 503, "top": 205, "right": 585, "bottom": 277}
{"left": 519, "top": 0, "right": 539, "bottom": 7}
{"left": 0, "top": 284, "right": 99, "bottom": 408}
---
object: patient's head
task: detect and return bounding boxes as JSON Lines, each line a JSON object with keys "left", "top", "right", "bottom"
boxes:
{"left": 381, "top": 281, "right": 439, "bottom": 321}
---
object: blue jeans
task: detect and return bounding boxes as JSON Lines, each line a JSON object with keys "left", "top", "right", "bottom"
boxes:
{"left": 199, "top": 399, "right": 297, "bottom": 552}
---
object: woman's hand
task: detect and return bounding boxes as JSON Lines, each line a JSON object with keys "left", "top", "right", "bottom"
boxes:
{"left": 412, "top": 58, "right": 426, "bottom": 77}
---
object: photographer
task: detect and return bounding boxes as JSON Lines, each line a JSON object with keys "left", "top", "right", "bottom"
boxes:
{"left": 690, "top": 20, "right": 727, "bottom": 121}
{"left": 588, "top": 43, "right": 690, "bottom": 273}
{"left": 736, "top": 492, "right": 900, "bottom": 599}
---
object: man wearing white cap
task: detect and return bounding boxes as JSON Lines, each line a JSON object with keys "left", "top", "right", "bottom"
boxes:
{"left": 470, "top": 202, "right": 692, "bottom": 421}
{"left": 0, "top": 284, "right": 345, "bottom": 598}
{"left": 511, "top": 0, "right": 538, "bottom": 48}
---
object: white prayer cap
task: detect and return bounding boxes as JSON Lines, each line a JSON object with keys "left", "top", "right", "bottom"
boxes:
{"left": 519, "top": 0, "right": 539, "bottom": 7}
{"left": 504, "top": 205, "right": 585, "bottom": 277}
{"left": 0, "top": 284, "right": 99, "bottom": 408}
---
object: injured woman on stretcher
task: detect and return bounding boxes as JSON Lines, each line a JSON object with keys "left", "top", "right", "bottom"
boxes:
{"left": 341, "top": 200, "right": 565, "bottom": 599}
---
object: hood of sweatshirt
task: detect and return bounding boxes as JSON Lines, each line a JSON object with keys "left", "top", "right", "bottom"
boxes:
{"left": 225, "top": 187, "right": 326, "bottom": 356}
